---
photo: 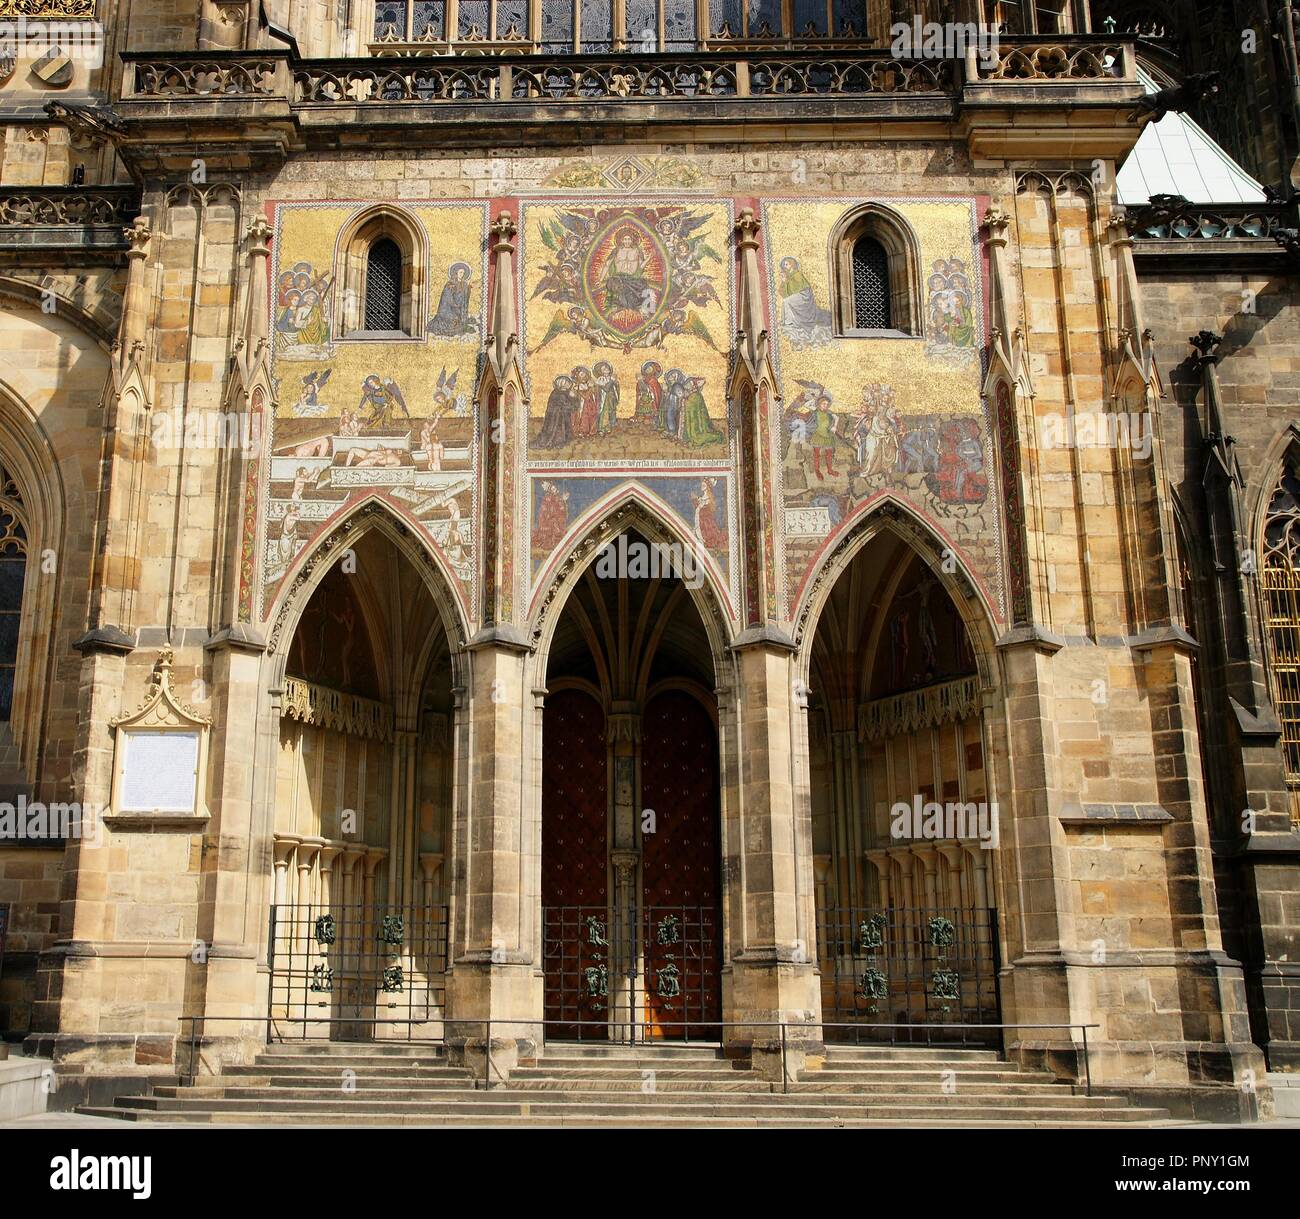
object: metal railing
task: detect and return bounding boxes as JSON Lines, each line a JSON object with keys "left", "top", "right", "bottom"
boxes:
{"left": 176, "top": 1013, "right": 1099, "bottom": 1095}
{"left": 817, "top": 906, "right": 1001, "bottom": 1040}
{"left": 267, "top": 902, "right": 449, "bottom": 1039}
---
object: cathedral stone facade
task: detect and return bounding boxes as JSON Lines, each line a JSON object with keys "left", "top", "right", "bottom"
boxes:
{"left": 0, "top": 0, "right": 1297, "bottom": 1121}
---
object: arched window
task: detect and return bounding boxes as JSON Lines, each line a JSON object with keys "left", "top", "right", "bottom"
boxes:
{"left": 336, "top": 208, "right": 427, "bottom": 339}
{"left": 364, "top": 238, "right": 404, "bottom": 332}
{"left": 0, "top": 464, "right": 28, "bottom": 723}
{"left": 1262, "top": 455, "right": 1300, "bottom": 826}
{"left": 851, "top": 236, "right": 891, "bottom": 331}
{"left": 832, "top": 205, "right": 922, "bottom": 337}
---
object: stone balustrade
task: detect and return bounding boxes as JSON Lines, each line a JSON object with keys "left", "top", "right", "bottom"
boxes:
{"left": 120, "top": 37, "right": 1133, "bottom": 108}
{"left": 0, "top": 187, "right": 142, "bottom": 256}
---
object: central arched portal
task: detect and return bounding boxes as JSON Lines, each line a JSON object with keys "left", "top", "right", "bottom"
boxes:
{"left": 541, "top": 529, "right": 722, "bottom": 1040}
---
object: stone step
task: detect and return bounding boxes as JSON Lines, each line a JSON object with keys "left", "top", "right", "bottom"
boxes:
{"left": 525, "top": 1056, "right": 1011, "bottom": 1073}
{"left": 819, "top": 1047, "right": 1002, "bottom": 1061}
{"left": 114, "top": 1085, "right": 1141, "bottom": 1113}
{"left": 244, "top": 1056, "right": 456, "bottom": 1073}
{"left": 76, "top": 1106, "right": 1175, "bottom": 1129}
{"left": 534, "top": 1042, "right": 725, "bottom": 1059}
{"left": 259, "top": 1042, "right": 446, "bottom": 1058}
{"left": 93, "top": 1094, "right": 1167, "bottom": 1123}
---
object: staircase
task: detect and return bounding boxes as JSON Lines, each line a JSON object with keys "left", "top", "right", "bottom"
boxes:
{"left": 79, "top": 1040, "right": 1176, "bottom": 1126}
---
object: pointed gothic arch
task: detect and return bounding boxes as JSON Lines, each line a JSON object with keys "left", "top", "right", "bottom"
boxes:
{"left": 0, "top": 382, "right": 68, "bottom": 780}
{"left": 828, "top": 202, "right": 925, "bottom": 338}
{"left": 528, "top": 488, "right": 736, "bottom": 689}
{"left": 266, "top": 496, "right": 470, "bottom": 692}
{"left": 792, "top": 495, "right": 999, "bottom": 690}
{"left": 334, "top": 204, "right": 429, "bottom": 339}
{"left": 796, "top": 497, "right": 1005, "bottom": 1040}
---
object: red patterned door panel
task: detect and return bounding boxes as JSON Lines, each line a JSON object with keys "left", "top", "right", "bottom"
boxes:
{"left": 541, "top": 688, "right": 609, "bottom": 1036}
{"left": 640, "top": 690, "right": 722, "bottom": 1036}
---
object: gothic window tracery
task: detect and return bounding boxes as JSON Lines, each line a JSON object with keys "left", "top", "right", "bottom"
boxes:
{"left": 369, "top": 0, "right": 876, "bottom": 50}
{"left": 364, "top": 238, "right": 404, "bottom": 332}
{"left": 851, "top": 235, "right": 891, "bottom": 330}
{"left": 0, "top": 464, "right": 28, "bottom": 724}
{"left": 832, "top": 205, "right": 920, "bottom": 337}
{"left": 1262, "top": 457, "right": 1300, "bottom": 826}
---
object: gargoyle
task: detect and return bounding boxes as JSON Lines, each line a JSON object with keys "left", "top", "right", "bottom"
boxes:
{"left": 1130, "top": 72, "right": 1221, "bottom": 123}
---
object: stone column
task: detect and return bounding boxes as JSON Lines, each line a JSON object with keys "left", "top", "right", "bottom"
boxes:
{"left": 28, "top": 632, "right": 133, "bottom": 1058}
{"left": 193, "top": 627, "right": 270, "bottom": 1066}
{"left": 270, "top": 836, "right": 300, "bottom": 966}
{"left": 725, "top": 632, "right": 822, "bottom": 1079}
{"left": 866, "top": 850, "right": 892, "bottom": 910}
{"left": 446, "top": 632, "right": 542, "bottom": 1076}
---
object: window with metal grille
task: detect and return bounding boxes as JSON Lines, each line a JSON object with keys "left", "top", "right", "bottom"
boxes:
{"left": 364, "top": 238, "right": 403, "bottom": 332}
{"left": 1263, "top": 458, "right": 1300, "bottom": 827}
{"left": 0, "top": 465, "right": 26, "bottom": 723}
{"left": 851, "top": 236, "right": 891, "bottom": 330}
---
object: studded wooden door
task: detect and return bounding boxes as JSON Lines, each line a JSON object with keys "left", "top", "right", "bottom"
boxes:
{"left": 541, "top": 688, "right": 609, "bottom": 1038}
{"left": 640, "top": 690, "right": 722, "bottom": 1037}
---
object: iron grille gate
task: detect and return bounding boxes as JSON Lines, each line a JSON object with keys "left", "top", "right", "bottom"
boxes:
{"left": 818, "top": 906, "right": 1000, "bottom": 1044}
{"left": 268, "top": 903, "right": 449, "bottom": 1039}
{"left": 542, "top": 904, "right": 720, "bottom": 1040}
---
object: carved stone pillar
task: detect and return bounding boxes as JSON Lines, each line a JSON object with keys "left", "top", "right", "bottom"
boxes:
{"left": 446, "top": 635, "right": 543, "bottom": 1075}
{"left": 725, "top": 634, "right": 822, "bottom": 1078}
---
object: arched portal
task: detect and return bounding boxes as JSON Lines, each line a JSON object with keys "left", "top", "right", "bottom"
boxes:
{"left": 541, "top": 527, "right": 722, "bottom": 1040}
{"left": 268, "top": 523, "right": 457, "bottom": 1040}
{"left": 806, "top": 529, "right": 1000, "bottom": 1042}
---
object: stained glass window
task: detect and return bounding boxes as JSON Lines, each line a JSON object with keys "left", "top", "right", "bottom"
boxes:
{"left": 0, "top": 467, "right": 26, "bottom": 724}
{"left": 793, "top": 0, "right": 826, "bottom": 36}
{"left": 1263, "top": 459, "right": 1300, "bottom": 826}
{"left": 851, "top": 236, "right": 891, "bottom": 330}
{"left": 365, "top": 239, "right": 403, "bottom": 332}
{"left": 541, "top": 0, "right": 574, "bottom": 51}
{"left": 831, "top": 0, "right": 861, "bottom": 36}
{"left": 373, "top": 0, "right": 406, "bottom": 39}
{"left": 497, "top": 0, "right": 528, "bottom": 37}
{"left": 458, "top": 0, "right": 489, "bottom": 37}
{"left": 580, "top": 0, "right": 613, "bottom": 51}
{"left": 412, "top": 0, "right": 445, "bottom": 38}
{"left": 627, "top": 0, "right": 657, "bottom": 49}
{"left": 747, "top": 0, "right": 780, "bottom": 37}
{"left": 663, "top": 0, "right": 695, "bottom": 49}
{"left": 709, "top": 0, "right": 742, "bottom": 36}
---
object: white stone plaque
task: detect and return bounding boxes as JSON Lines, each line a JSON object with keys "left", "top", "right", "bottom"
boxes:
{"left": 119, "top": 730, "right": 200, "bottom": 813}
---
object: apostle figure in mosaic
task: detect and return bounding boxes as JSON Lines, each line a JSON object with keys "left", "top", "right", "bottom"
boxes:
{"left": 572, "top": 366, "right": 599, "bottom": 437}
{"left": 594, "top": 361, "right": 620, "bottom": 435}
{"left": 661, "top": 368, "right": 687, "bottom": 438}
{"left": 636, "top": 360, "right": 663, "bottom": 422}
{"left": 681, "top": 375, "right": 722, "bottom": 447}
{"left": 535, "top": 374, "right": 577, "bottom": 449}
